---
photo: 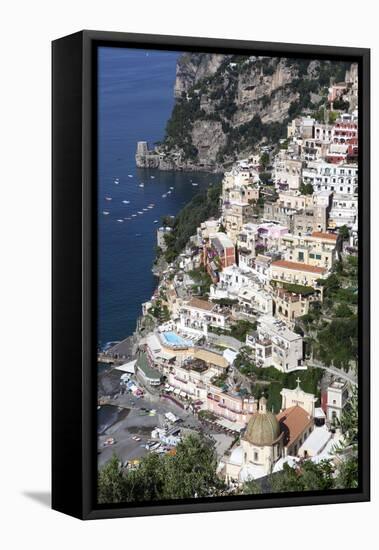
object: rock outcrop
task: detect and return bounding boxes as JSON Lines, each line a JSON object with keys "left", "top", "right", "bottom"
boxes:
{"left": 136, "top": 54, "right": 352, "bottom": 171}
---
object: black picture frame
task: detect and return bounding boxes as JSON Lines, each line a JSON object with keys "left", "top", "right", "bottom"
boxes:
{"left": 52, "top": 30, "right": 370, "bottom": 520}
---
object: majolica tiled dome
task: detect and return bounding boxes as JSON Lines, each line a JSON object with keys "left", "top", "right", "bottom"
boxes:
{"left": 244, "top": 396, "right": 281, "bottom": 446}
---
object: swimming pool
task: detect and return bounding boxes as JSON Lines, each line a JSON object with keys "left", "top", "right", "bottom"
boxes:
{"left": 160, "top": 331, "right": 193, "bottom": 348}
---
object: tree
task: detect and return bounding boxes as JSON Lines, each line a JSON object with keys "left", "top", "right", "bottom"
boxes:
{"left": 335, "top": 303, "right": 353, "bottom": 318}
{"left": 164, "top": 434, "right": 225, "bottom": 499}
{"left": 242, "top": 479, "right": 262, "bottom": 495}
{"left": 336, "top": 386, "right": 358, "bottom": 449}
{"left": 97, "top": 434, "right": 225, "bottom": 504}
{"left": 259, "top": 171, "right": 272, "bottom": 185}
{"left": 270, "top": 460, "right": 334, "bottom": 493}
{"left": 230, "top": 320, "right": 257, "bottom": 342}
{"left": 334, "top": 387, "right": 359, "bottom": 488}
{"left": 299, "top": 182, "right": 314, "bottom": 195}
{"left": 97, "top": 454, "right": 127, "bottom": 504}
{"left": 339, "top": 225, "right": 350, "bottom": 240}
{"left": 260, "top": 152, "right": 270, "bottom": 170}
{"left": 334, "top": 456, "right": 358, "bottom": 489}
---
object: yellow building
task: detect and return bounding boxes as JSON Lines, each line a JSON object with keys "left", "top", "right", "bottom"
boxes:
{"left": 280, "top": 231, "right": 339, "bottom": 269}
{"left": 273, "top": 286, "right": 320, "bottom": 325}
{"left": 270, "top": 259, "right": 326, "bottom": 290}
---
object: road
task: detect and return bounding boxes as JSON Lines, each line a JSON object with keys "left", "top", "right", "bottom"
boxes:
{"left": 305, "top": 360, "right": 357, "bottom": 386}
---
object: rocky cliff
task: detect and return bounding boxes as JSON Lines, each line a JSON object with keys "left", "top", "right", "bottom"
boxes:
{"left": 136, "top": 54, "right": 351, "bottom": 172}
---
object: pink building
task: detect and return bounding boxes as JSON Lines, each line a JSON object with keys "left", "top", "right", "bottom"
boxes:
{"left": 207, "top": 386, "right": 257, "bottom": 425}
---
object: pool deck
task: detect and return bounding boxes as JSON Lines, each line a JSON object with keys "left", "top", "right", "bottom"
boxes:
{"left": 159, "top": 331, "right": 193, "bottom": 348}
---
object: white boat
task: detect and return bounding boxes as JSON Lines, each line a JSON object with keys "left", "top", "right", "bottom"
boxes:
{"left": 162, "top": 194, "right": 167, "bottom": 198}
{"left": 139, "top": 183, "right": 145, "bottom": 188}
{"left": 105, "top": 196, "right": 112, "bottom": 201}
{"left": 138, "top": 211, "right": 143, "bottom": 215}
{"left": 102, "top": 211, "right": 110, "bottom": 215}
{"left": 128, "top": 174, "right": 133, "bottom": 178}
{"left": 147, "top": 205, "right": 154, "bottom": 209}
{"left": 192, "top": 183, "right": 198, "bottom": 186}
{"left": 131, "top": 214, "right": 137, "bottom": 217}
{"left": 124, "top": 217, "right": 131, "bottom": 220}
{"left": 117, "top": 219, "right": 124, "bottom": 223}
{"left": 169, "top": 186, "right": 174, "bottom": 190}
{"left": 150, "top": 175, "right": 155, "bottom": 179}
{"left": 122, "top": 200, "right": 130, "bottom": 204}
{"left": 143, "top": 208, "right": 148, "bottom": 212}
{"left": 153, "top": 220, "right": 158, "bottom": 223}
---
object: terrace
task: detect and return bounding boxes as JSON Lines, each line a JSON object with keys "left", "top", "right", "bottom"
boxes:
{"left": 181, "top": 357, "right": 209, "bottom": 374}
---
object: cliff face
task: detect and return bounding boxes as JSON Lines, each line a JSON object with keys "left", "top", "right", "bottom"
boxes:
{"left": 174, "top": 53, "right": 226, "bottom": 98}
{"left": 136, "top": 54, "right": 351, "bottom": 172}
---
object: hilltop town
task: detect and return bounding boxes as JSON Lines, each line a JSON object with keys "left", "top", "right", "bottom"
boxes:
{"left": 98, "top": 66, "right": 359, "bottom": 499}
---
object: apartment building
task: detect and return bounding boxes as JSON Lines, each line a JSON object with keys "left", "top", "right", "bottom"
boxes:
{"left": 178, "top": 298, "right": 230, "bottom": 336}
{"left": 279, "top": 231, "right": 339, "bottom": 269}
{"left": 270, "top": 260, "right": 327, "bottom": 290}
{"left": 246, "top": 316, "right": 304, "bottom": 372}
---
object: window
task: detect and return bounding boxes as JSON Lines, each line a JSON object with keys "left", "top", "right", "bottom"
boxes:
{"left": 254, "top": 451, "right": 258, "bottom": 462}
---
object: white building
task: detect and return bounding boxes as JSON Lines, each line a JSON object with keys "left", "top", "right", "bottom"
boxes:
{"left": 178, "top": 297, "right": 230, "bottom": 337}
{"left": 196, "top": 219, "right": 220, "bottom": 243}
{"left": 325, "top": 380, "right": 349, "bottom": 423}
{"left": 273, "top": 150, "right": 303, "bottom": 191}
{"left": 157, "top": 226, "right": 173, "bottom": 251}
{"left": 328, "top": 193, "right": 358, "bottom": 229}
{"left": 246, "top": 316, "right": 305, "bottom": 372}
{"left": 209, "top": 264, "right": 273, "bottom": 316}
{"left": 302, "top": 160, "right": 358, "bottom": 195}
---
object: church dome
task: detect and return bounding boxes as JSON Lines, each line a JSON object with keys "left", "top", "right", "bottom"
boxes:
{"left": 244, "top": 396, "right": 281, "bottom": 446}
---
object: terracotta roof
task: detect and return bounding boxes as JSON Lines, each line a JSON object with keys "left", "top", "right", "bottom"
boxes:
{"left": 187, "top": 298, "right": 215, "bottom": 311}
{"left": 311, "top": 231, "right": 338, "bottom": 241}
{"left": 271, "top": 260, "right": 326, "bottom": 274}
{"left": 277, "top": 406, "right": 312, "bottom": 448}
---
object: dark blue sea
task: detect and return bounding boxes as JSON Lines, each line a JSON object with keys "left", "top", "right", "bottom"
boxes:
{"left": 98, "top": 47, "right": 222, "bottom": 346}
